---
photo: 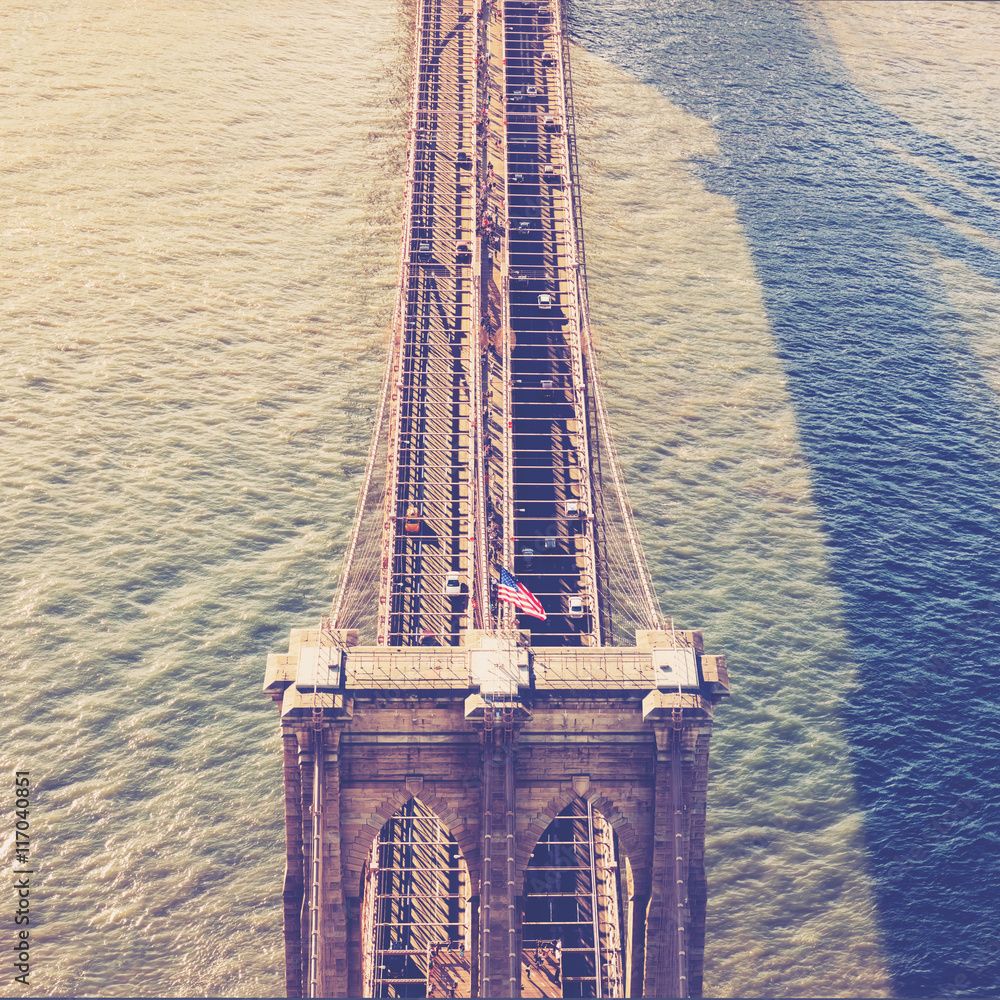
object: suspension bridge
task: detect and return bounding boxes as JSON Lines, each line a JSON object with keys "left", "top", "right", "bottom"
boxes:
{"left": 263, "top": 1, "right": 729, "bottom": 996}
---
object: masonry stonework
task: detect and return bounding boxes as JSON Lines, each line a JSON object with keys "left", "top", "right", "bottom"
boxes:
{"left": 265, "top": 632, "right": 728, "bottom": 998}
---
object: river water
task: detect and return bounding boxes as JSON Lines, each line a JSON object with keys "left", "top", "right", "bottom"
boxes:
{"left": 3, "top": 2, "right": 998, "bottom": 997}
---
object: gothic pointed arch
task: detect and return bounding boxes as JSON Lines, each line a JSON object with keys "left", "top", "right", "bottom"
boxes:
{"left": 359, "top": 794, "right": 476, "bottom": 998}
{"left": 520, "top": 793, "right": 636, "bottom": 998}
{"left": 515, "top": 783, "right": 650, "bottom": 896}
{"left": 346, "top": 783, "right": 481, "bottom": 897}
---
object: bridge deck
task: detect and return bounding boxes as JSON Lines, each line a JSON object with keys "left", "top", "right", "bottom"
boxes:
{"left": 503, "top": 0, "right": 600, "bottom": 647}
{"left": 382, "top": 0, "right": 478, "bottom": 647}
{"left": 378, "top": 0, "right": 602, "bottom": 648}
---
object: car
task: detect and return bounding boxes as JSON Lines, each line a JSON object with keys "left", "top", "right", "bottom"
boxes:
{"left": 566, "top": 499, "right": 580, "bottom": 516}
{"left": 537, "top": 293, "right": 552, "bottom": 310}
{"left": 404, "top": 505, "right": 420, "bottom": 533}
{"left": 515, "top": 218, "right": 530, "bottom": 233}
{"left": 542, "top": 164, "right": 558, "bottom": 182}
{"left": 542, "top": 51, "right": 555, "bottom": 66}
{"left": 457, "top": 150, "right": 471, "bottom": 167}
{"left": 543, "top": 115, "right": 558, "bottom": 132}
{"left": 526, "top": 86, "right": 539, "bottom": 99}
{"left": 569, "top": 596, "right": 584, "bottom": 618}
{"left": 444, "top": 572, "right": 462, "bottom": 595}
{"left": 456, "top": 240, "right": 471, "bottom": 259}
{"left": 511, "top": 172, "right": 525, "bottom": 184}
{"left": 418, "top": 242, "right": 432, "bottom": 262}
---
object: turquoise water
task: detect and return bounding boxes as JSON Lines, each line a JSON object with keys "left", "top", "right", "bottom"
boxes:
{"left": 2, "top": 1, "right": 997, "bottom": 996}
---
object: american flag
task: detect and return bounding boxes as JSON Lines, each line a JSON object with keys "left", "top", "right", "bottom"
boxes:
{"left": 497, "top": 567, "right": 546, "bottom": 620}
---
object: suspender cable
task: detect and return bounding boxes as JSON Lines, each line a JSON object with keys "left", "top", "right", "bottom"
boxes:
{"left": 587, "top": 798, "right": 603, "bottom": 998}
{"left": 307, "top": 729, "right": 324, "bottom": 999}
{"left": 670, "top": 727, "right": 689, "bottom": 998}
{"left": 481, "top": 729, "right": 493, "bottom": 998}
{"left": 505, "top": 739, "right": 518, "bottom": 997}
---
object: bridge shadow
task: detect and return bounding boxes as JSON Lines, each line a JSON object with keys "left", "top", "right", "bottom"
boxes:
{"left": 569, "top": 1, "right": 1000, "bottom": 996}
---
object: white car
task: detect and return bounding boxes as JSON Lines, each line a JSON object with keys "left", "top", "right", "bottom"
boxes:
{"left": 444, "top": 572, "right": 462, "bottom": 595}
{"left": 537, "top": 293, "right": 552, "bottom": 310}
{"left": 569, "top": 596, "right": 584, "bottom": 618}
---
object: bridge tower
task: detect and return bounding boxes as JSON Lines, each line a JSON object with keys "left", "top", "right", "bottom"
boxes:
{"left": 263, "top": 1, "right": 729, "bottom": 997}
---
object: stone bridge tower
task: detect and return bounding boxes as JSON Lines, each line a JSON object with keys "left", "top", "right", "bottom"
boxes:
{"left": 265, "top": 632, "right": 728, "bottom": 998}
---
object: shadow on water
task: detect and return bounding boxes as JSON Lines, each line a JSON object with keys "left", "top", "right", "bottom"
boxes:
{"left": 570, "top": 1, "right": 1000, "bottom": 996}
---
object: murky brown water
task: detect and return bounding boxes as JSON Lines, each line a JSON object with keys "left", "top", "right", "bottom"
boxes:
{"left": 3, "top": 1, "right": 996, "bottom": 996}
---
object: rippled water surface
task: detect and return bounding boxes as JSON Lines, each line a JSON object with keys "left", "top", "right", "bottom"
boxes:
{"left": 3, "top": 1, "right": 998, "bottom": 997}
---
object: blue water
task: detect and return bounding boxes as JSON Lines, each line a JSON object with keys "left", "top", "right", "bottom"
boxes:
{"left": 570, "top": 1, "right": 1000, "bottom": 996}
